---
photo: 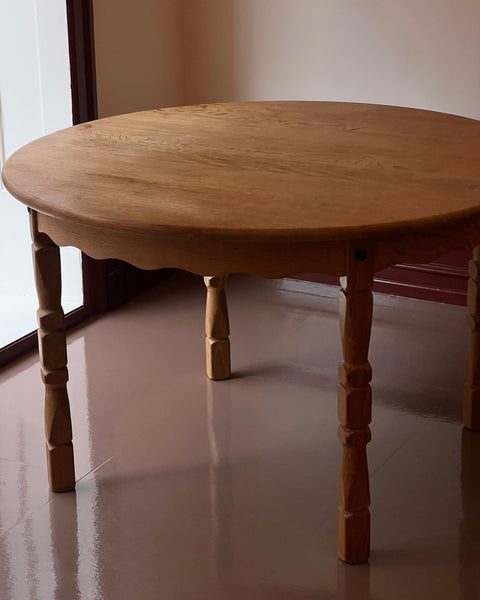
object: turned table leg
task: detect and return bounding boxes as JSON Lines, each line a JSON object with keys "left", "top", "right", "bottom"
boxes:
{"left": 30, "top": 210, "right": 75, "bottom": 492}
{"left": 204, "top": 275, "right": 231, "bottom": 381}
{"left": 337, "top": 242, "right": 374, "bottom": 563}
{"left": 464, "top": 246, "right": 480, "bottom": 430}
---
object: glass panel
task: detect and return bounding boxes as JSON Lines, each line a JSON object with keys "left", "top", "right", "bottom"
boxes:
{"left": 0, "top": 0, "right": 83, "bottom": 349}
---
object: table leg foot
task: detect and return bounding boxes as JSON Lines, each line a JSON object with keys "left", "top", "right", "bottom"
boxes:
{"left": 204, "top": 275, "right": 231, "bottom": 380}
{"left": 337, "top": 242, "right": 373, "bottom": 563}
{"left": 465, "top": 246, "right": 480, "bottom": 430}
{"left": 46, "top": 441, "right": 75, "bottom": 492}
{"left": 337, "top": 507, "right": 370, "bottom": 564}
{"left": 30, "top": 210, "right": 75, "bottom": 492}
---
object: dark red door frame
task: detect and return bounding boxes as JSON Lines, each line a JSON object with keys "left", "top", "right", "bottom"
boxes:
{"left": 66, "top": 0, "right": 98, "bottom": 126}
{"left": 66, "top": 0, "right": 109, "bottom": 317}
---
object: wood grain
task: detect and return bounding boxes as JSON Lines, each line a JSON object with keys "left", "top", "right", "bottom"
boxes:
{"left": 204, "top": 275, "right": 231, "bottom": 380}
{"left": 4, "top": 102, "right": 480, "bottom": 256}
{"left": 30, "top": 210, "right": 75, "bottom": 492}
{"left": 4, "top": 103, "right": 480, "bottom": 277}
{"left": 337, "top": 241, "right": 374, "bottom": 563}
{"left": 4, "top": 102, "right": 480, "bottom": 560}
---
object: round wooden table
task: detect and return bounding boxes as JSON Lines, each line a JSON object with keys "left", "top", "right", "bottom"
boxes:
{"left": 3, "top": 101, "right": 480, "bottom": 563}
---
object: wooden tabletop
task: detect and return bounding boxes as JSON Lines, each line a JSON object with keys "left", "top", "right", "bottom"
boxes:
{"left": 3, "top": 102, "right": 480, "bottom": 276}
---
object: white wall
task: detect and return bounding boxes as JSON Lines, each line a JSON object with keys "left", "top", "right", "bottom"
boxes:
{"left": 181, "top": 0, "right": 480, "bottom": 119}
{"left": 94, "top": 0, "right": 480, "bottom": 119}
{"left": 93, "top": 0, "right": 183, "bottom": 117}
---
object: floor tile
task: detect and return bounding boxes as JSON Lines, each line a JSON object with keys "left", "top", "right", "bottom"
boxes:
{"left": 0, "top": 272, "right": 478, "bottom": 599}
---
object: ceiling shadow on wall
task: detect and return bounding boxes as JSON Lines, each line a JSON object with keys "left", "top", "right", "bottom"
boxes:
{"left": 181, "top": 0, "right": 235, "bottom": 105}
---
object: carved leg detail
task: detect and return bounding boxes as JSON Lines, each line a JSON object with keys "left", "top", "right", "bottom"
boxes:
{"left": 204, "top": 275, "right": 231, "bottom": 381}
{"left": 464, "top": 246, "right": 480, "bottom": 430}
{"left": 337, "top": 242, "right": 374, "bottom": 563}
{"left": 30, "top": 210, "right": 75, "bottom": 492}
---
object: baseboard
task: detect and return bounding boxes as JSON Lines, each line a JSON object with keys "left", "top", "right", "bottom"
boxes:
{"left": 106, "top": 262, "right": 176, "bottom": 311}
{"left": 295, "top": 252, "right": 470, "bottom": 306}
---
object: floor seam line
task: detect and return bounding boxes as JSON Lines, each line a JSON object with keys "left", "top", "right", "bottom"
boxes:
{"left": 75, "top": 455, "right": 114, "bottom": 483}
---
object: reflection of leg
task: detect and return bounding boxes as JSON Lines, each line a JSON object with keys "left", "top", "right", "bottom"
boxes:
{"left": 30, "top": 210, "right": 75, "bottom": 492}
{"left": 464, "top": 246, "right": 480, "bottom": 430}
{"left": 337, "top": 242, "right": 373, "bottom": 564}
{"left": 337, "top": 560, "right": 371, "bottom": 600}
{"left": 204, "top": 275, "right": 231, "bottom": 381}
{"left": 206, "top": 380, "right": 233, "bottom": 583}
{"left": 50, "top": 495, "right": 80, "bottom": 599}
{"left": 460, "top": 428, "right": 480, "bottom": 600}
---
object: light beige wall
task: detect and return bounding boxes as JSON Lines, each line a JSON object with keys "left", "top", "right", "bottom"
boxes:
{"left": 94, "top": 0, "right": 480, "bottom": 119}
{"left": 181, "top": 0, "right": 235, "bottom": 105}
{"left": 181, "top": 0, "right": 480, "bottom": 118}
{"left": 93, "top": 0, "right": 183, "bottom": 117}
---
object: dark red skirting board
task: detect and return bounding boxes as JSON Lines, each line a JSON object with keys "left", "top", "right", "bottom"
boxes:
{"left": 295, "top": 250, "right": 471, "bottom": 307}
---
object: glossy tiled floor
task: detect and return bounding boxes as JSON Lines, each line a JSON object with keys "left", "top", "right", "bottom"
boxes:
{"left": 0, "top": 272, "right": 479, "bottom": 600}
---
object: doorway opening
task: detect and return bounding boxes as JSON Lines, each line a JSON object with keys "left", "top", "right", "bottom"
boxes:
{"left": 0, "top": 1, "right": 89, "bottom": 353}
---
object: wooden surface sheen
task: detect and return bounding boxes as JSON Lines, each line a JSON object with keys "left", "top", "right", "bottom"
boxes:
{"left": 204, "top": 275, "right": 231, "bottom": 381}
{"left": 30, "top": 211, "right": 75, "bottom": 492}
{"left": 3, "top": 102, "right": 480, "bottom": 564}
{"left": 3, "top": 102, "right": 480, "bottom": 277}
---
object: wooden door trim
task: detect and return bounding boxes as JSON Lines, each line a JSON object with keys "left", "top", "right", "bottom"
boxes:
{"left": 66, "top": 0, "right": 108, "bottom": 316}
{"left": 66, "top": 0, "right": 98, "bottom": 125}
